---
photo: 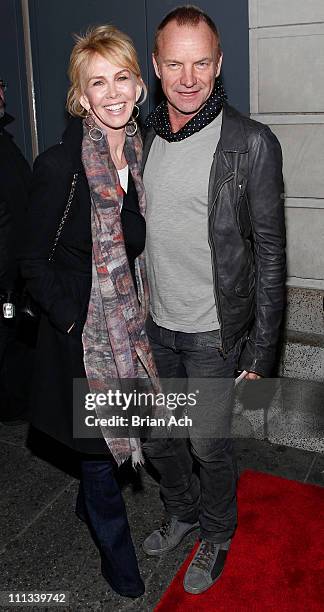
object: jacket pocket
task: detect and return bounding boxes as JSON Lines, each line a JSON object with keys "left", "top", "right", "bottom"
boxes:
{"left": 236, "top": 181, "right": 251, "bottom": 238}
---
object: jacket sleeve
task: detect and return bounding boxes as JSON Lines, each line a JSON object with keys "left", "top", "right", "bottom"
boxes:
{"left": 20, "top": 153, "right": 79, "bottom": 333}
{"left": 239, "top": 127, "right": 286, "bottom": 376}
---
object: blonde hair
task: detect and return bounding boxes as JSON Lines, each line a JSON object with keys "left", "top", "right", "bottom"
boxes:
{"left": 67, "top": 24, "right": 147, "bottom": 117}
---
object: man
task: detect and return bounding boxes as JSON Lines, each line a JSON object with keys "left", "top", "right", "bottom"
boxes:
{"left": 0, "top": 77, "right": 32, "bottom": 419}
{"left": 142, "top": 6, "right": 286, "bottom": 595}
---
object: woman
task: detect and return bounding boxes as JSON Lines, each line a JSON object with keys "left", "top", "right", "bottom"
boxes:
{"left": 21, "top": 25, "right": 159, "bottom": 598}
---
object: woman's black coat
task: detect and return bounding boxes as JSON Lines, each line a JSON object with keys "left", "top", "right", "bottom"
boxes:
{"left": 21, "top": 118, "right": 107, "bottom": 453}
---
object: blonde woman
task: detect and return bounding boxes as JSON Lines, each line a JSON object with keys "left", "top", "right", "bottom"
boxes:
{"left": 21, "top": 25, "right": 158, "bottom": 598}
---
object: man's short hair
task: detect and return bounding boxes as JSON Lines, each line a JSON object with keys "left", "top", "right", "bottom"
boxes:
{"left": 153, "top": 5, "right": 222, "bottom": 58}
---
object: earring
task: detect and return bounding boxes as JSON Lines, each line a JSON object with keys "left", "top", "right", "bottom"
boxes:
{"left": 85, "top": 112, "right": 103, "bottom": 141}
{"left": 125, "top": 105, "right": 139, "bottom": 137}
{"left": 136, "top": 88, "right": 146, "bottom": 106}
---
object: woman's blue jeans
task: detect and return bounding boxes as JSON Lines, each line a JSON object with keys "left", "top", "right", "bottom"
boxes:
{"left": 77, "top": 459, "right": 144, "bottom": 597}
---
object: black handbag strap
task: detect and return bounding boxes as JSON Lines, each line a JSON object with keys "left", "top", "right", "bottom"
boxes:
{"left": 48, "top": 172, "right": 78, "bottom": 262}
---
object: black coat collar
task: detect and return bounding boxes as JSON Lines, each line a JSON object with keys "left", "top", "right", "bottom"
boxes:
{"left": 61, "top": 116, "right": 84, "bottom": 172}
{"left": 0, "top": 112, "right": 14, "bottom": 135}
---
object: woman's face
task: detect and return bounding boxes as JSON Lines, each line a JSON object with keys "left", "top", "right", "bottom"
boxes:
{"left": 80, "top": 53, "right": 141, "bottom": 135}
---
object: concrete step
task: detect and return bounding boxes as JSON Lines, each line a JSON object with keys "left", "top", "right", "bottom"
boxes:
{"left": 233, "top": 377, "right": 324, "bottom": 453}
{"left": 279, "top": 329, "right": 324, "bottom": 381}
{"left": 232, "top": 286, "right": 324, "bottom": 453}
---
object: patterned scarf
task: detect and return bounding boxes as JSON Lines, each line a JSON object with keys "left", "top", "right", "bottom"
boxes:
{"left": 145, "top": 80, "right": 226, "bottom": 142}
{"left": 81, "top": 122, "right": 159, "bottom": 466}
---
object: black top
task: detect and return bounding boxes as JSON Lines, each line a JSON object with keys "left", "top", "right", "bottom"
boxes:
{"left": 120, "top": 169, "right": 146, "bottom": 292}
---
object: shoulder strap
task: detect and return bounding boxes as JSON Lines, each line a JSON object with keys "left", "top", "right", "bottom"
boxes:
{"left": 48, "top": 172, "right": 78, "bottom": 262}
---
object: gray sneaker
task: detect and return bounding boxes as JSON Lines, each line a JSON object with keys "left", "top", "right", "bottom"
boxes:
{"left": 143, "top": 517, "right": 199, "bottom": 556}
{"left": 183, "top": 539, "right": 231, "bottom": 594}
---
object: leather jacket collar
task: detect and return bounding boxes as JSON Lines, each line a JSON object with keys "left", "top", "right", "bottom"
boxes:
{"left": 219, "top": 104, "right": 248, "bottom": 153}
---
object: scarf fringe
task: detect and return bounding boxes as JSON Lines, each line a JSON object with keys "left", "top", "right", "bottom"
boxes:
{"left": 112, "top": 440, "right": 145, "bottom": 468}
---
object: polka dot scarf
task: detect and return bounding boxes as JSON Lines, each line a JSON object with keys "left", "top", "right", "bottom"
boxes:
{"left": 145, "top": 80, "right": 226, "bottom": 142}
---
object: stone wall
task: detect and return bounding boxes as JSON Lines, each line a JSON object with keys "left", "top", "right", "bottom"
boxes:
{"left": 244, "top": 1, "right": 324, "bottom": 451}
{"left": 249, "top": 0, "right": 324, "bottom": 291}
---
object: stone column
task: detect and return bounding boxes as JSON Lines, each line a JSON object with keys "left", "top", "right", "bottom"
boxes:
{"left": 249, "top": 0, "right": 323, "bottom": 373}
{"left": 245, "top": 0, "right": 324, "bottom": 449}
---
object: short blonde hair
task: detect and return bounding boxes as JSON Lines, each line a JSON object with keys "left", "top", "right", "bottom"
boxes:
{"left": 154, "top": 5, "right": 221, "bottom": 59}
{"left": 67, "top": 24, "right": 147, "bottom": 117}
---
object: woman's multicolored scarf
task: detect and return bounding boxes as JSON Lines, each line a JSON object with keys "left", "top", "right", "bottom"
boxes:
{"left": 81, "top": 122, "right": 159, "bottom": 466}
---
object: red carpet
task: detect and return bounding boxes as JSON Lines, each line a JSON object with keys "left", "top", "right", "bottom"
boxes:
{"left": 155, "top": 470, "right": 324, "bottom": 612}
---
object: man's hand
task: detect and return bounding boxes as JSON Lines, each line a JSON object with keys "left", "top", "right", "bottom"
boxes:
{"left": 245, "top": 372, "right": 262, "bottom": 381}
{"left": 235, "top": 370, "right": 262, "bottom": 385}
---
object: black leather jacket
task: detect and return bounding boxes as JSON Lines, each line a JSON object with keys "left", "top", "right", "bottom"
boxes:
{"left": 143, "top": 103, "right": 286, "bottom": 377}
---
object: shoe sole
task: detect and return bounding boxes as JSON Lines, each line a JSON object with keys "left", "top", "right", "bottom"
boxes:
{"left": 143, "top": 523, "right": 199, "bottom": 556}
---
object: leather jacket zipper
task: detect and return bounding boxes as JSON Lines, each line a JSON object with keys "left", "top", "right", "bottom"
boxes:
{"left": 208, "top": 171, "right": 235, "bottom": 353}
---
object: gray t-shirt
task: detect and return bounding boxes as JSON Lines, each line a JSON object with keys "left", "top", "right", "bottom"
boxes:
{"left": 144, "top": 113, "right": 222, "bottom": 332}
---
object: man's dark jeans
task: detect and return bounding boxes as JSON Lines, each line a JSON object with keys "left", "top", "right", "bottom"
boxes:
{"left": 143, "top": 315, "right": 245, "bottom": 544}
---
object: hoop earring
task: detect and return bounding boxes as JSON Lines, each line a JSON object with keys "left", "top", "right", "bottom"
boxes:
{"left": 85, "top": 112, "right": 103, "bottom": 141}
{"left": 136, "top": 87, "right": 146, "bottom": 106}
{"left": 125, "top": 105, "right": 139, "bottom": 137}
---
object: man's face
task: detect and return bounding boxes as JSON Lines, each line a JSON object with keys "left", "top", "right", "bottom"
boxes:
{"left": 153, "top": 21, "right": 222, "bottom": 120}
